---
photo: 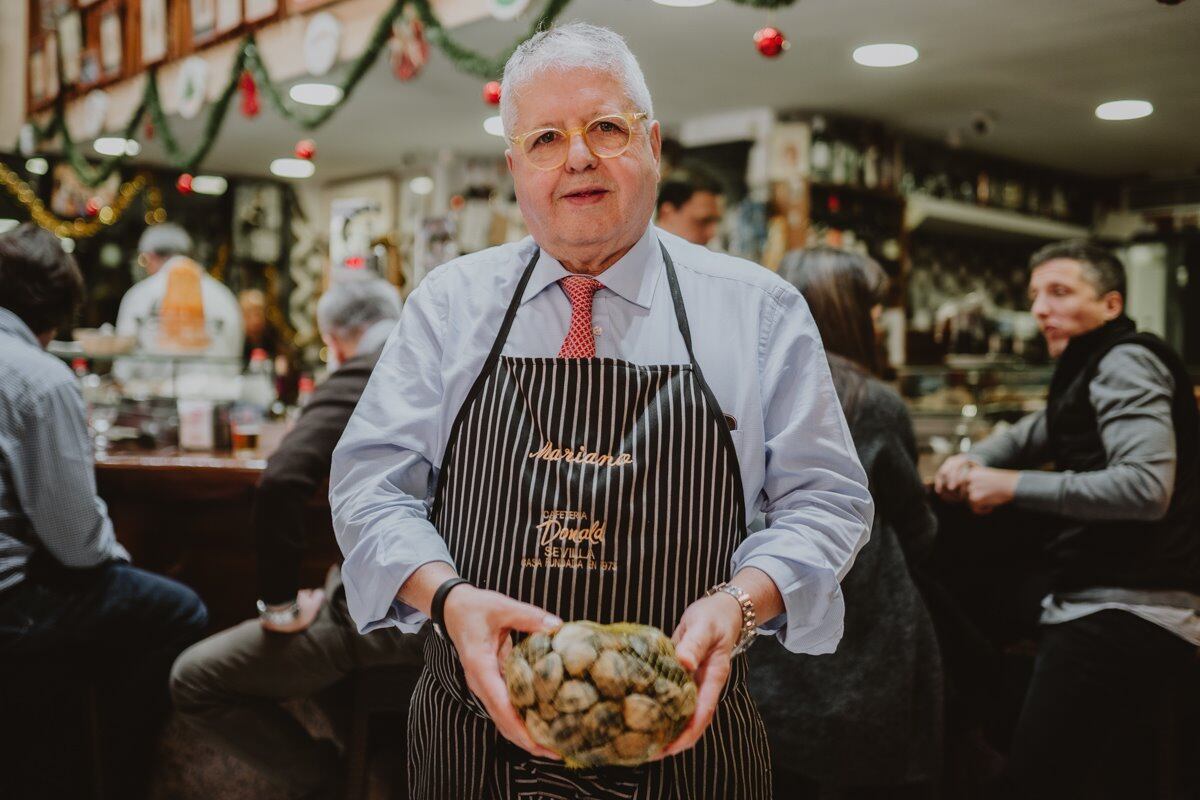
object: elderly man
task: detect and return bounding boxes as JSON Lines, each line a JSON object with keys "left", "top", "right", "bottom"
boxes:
{"left": 170, "top": 277, "right": 424, "bottom": 800}
{"left": 656, "top": 172, "right": 724, "bottom": 246}
{"left": 115, "top": 223, "right": 243, "bottom": 369}
{"left": 934, "top": 241, "right": 1199, "bottom": 799}
{"left": 331, "top": 23, "right": 872, "bottom": 799}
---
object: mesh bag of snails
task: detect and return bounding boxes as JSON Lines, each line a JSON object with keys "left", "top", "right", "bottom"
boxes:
{"left": 503, "top": 621, "right": 698, "bottom": 768}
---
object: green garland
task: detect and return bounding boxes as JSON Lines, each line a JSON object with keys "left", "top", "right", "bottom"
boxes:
{"left": 27, "top": 0, "right": 785, "bottom": 186}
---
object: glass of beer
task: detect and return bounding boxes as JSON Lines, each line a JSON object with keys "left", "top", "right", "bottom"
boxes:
{"left": 230, "top": 405, "right": 263, "bottom": 458}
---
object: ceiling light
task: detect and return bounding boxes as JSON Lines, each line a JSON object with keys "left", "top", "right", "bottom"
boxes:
{"left": 25, "top": 157, "right": 49, "bottom": 175}
{"left": 94, "top": 137, "right": 140, "bottom": 156}
{"left": 483, "top": 115, "right": 506, "bottom": 137}
{"left": 289, "top": 83, "right": 344, "bottom": 107}
{"left": 409, "top": 176, "right": 434, "bottom": 196}
{"left": 852, "top": 43, "right": 919, "bottom": 68}
{"left": 60, "top": 237, "right": 75, "bottom": 253}
{"left": 0, "top": 219, "right": 19, "bottom": 234}
{"left": 1095, "top": 100, "right": 1153, "bottom": 121}
{"left": 270, "top": 158, "right": 316, "bottom": 179}
{"left": 191, "top": 175, "right": 228, "bottom": 195}
{"left": 651, "top": 0, "right": 716, "bottom": 6}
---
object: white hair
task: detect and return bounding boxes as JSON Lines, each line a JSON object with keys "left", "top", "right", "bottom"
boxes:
{"left": 316, "top": 276, "right": 401, "bottom": 340}
{"left": 137, "top": 223, "right": 192, "bottom": 258}
{"left": 500, "top": 22, "right": 654, "bottom": 138}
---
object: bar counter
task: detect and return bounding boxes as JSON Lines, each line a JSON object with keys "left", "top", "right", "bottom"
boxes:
{"left": 95, "top": 427, "right": 342, "bottom": 630}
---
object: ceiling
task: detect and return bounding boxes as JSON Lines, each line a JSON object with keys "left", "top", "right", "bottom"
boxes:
{"left": 121, "top": 0, "right": 1200, "bottom": 182}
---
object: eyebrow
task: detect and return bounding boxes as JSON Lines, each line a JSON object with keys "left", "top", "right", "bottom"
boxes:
{"left": 525, "top": 108, "right": 622, "bottom": 130}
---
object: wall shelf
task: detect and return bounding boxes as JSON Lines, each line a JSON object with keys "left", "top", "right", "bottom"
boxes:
{"left": 905, "top": 194, "right": 1090, "bottom": 241}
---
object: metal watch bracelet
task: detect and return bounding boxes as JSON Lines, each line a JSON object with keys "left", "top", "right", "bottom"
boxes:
{"left": 256, "top": 598, "right": 300, "bottom": 626}
{"left": 707, "top": 582, "right": 757, "bottom": 656}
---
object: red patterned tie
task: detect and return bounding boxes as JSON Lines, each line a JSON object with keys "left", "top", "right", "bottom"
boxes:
{"left": 557, "top": 276, "right": 604, "bottom": 358}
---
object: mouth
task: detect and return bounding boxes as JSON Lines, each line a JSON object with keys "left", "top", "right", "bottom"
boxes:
{"left": 559, "top": 186, "right": 611, "bottom": 205}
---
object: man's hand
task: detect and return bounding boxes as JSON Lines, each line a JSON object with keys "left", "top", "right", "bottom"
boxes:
{"left": 657, "top": 592, "right": 743, "bottom": 759}
{"left": 443, "top": 585, "right": 562, "bottom": 760}
{"left": 260, "top": 588, "right": 325, "bottom": 633}
{"left": 934, "top": 454, "right": 977, "bottom": 502}
{"left": 963, "top": 467, "right": 1020, "bottom": 515}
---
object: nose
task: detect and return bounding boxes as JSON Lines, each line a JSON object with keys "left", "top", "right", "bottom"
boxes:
{"left": 1030, "top": 292, "right": 1049, "bottom": 318}
{"left": 564, "top": 131, "right": 598, "bottom": 173}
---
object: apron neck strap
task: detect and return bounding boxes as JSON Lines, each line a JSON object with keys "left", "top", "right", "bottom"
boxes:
{"left": 482, "top": 236, "right": 703, "bottom": 375}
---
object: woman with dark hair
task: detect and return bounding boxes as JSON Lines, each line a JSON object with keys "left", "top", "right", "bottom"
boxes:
{"left": 749, "top": 246, "right": 943, "bottom": 799}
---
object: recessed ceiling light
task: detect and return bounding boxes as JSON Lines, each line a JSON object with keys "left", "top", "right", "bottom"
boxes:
{"left": 94, "top": 137, "right": 140, "bottom": 156}
{"left": 651, "top": 0, "right": 716, "bottom": 6}
{"left": 853, "top": 43, "right": 919, "bottom": 68}
{"left": 270, "top": 158, "right": 316, "bottom": 179}
{"left": 409, "top": 176, "right": 434, "bottom": 196}
{"left": 191, "top": 175, "right": 228, "bottom": 195}
{"left": 1095, "top": 100, "right": 1153, "bottom": 121}
{"left": 289, "top": 83, "right": 344, "bottom": 107}
{"left": 483, "top": 115, "right": 506, "bottom": 138}
{"left": 25, "top": 157, "right": 49, "bottom": 175}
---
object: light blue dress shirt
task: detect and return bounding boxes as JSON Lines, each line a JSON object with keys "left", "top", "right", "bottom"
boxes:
{"left": 330, "top": 226, "right": 873, "bottom": 654}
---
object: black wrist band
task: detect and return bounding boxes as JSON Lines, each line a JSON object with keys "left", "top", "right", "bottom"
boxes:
{"left": 431, "top": 577, "right": 472, "bottom": 640}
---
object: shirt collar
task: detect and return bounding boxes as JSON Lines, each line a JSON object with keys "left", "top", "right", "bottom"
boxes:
{"left": 520, "top": 225, "right": 663, "bottom": 310}
{"left": 0, "top": 307, "right": 39, "bottom": 347}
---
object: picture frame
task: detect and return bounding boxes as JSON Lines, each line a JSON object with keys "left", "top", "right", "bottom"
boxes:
{"left": 191, "top": 0, "right": 217, "bottom": 44}
{"left": 99, "top": 7, "right": 123, "bottom": 76}
{"left": 58, "top": 10, "right": 83, "bottom": 86}
{"left": 243, "top": 0, "right": 278, "bottom": 24}
{"left": 141, "top": 0, "right": 169, "bottom": 65}
{"left": 215, "top": 0, "right": 242, "bottom": 34}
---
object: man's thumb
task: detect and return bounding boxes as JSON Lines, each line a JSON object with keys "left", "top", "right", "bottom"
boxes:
{"left": 503, "top": 599, "right": 562, "bottom": 634}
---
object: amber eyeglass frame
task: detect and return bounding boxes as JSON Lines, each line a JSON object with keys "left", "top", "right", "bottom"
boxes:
{"left": 508, "top": 112, "right": 650, "bottom": 171}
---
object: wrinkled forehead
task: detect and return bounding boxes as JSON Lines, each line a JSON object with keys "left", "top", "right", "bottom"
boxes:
{"left": 1030, "top": 258, "right": 1097, "bottom": 292}
{"left": 509, "top": 66, "right": 634, "bottom": 129}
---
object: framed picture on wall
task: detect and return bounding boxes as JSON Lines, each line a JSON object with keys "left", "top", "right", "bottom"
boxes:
{"left": 141, "top": 0, "right": 169, "bottom": 65}
{"left": 99, "top": 7, "right": 123, "bottom": 76}
{"left": 243, "top": 0, "right": 278, "bottom": 24}
{"left": 215, "top": 0, "right": 242, "bottom": 34}
{"left": 59, "top": 10, "right": 83, "bottom": 85}
{"left": 191, "top": 0, "right": 217, "bottom": 43}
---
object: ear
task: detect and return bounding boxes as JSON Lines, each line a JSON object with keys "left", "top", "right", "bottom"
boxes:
{"left": 1103, "top": 290, "right": 1124, "bottom": 320}
{"left": 505, "top": 149, "right": 515, "bottom": 174}
{"left": 649, "top": 120, "right": 662, "bottom": 166}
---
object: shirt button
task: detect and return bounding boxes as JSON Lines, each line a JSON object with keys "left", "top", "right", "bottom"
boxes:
{"left": 593, "top": 326, "right": 603, "bottom": 336}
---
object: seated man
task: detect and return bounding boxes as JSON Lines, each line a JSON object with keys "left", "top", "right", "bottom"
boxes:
{"left": 934, "top": 240, "right": 1199, "bottom": 799}
{"left": 0, "top": 224, "right": 209, "bottom": 799}
{"left": 170, "top": 277, "right": 425, "bottom": 800}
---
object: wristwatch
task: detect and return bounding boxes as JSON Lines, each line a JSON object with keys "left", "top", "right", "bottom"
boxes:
{"left": 706, "top": 582, "right": 758, "bottom": 656}
{"left": 256, "top": 598, "right": 300, "bottom": 627}
{"left": 431, "top": 577, "right": 472, "bottom": 640}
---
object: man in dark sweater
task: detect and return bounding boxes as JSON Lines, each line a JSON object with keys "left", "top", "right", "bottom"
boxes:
{"left": 934, "top": 241, "right": 1199, "bottom": 799}
{"left": 170, "top": 277, "right": 424, "bottom": 800}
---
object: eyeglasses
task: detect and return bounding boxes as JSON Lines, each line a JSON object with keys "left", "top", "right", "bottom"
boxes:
{"left": 509, "top": 112, "right": 649, "bottom": 171}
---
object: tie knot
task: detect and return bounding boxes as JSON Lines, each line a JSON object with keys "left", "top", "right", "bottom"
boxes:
{"left": 559, "top": 275, "right": 604, "bottom": 302}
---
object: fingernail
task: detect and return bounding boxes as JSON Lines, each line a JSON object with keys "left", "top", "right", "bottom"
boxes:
{"left": 543, "top": 615, "right": 562, "bottom": 629}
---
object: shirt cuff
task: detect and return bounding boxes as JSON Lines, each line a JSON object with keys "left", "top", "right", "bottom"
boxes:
{"left": 733, "top": 553, "right": 846, "bottom": 655}
{"left": 340, "top": 516, "right": 456, "bottom": 634}
{"left": 1013, "top": 470, "right": 1066, "bottom": 515}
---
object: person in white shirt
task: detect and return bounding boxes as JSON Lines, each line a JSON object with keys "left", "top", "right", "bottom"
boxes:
{"left": 115, "top": 224, "right": 243, "bottom": 377}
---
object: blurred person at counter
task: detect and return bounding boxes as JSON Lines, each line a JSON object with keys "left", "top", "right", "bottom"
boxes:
{"left": 752, "top": 247, "right": 942, "bottom": 800}
{"left": 0, "top": 223, "right": 209, "bottom": 798}
{"left": 330, "top": 22, "right": 872, "bottom": 800}
{"left": 169, "top": 277, "right": 421, "bottom": 800}
{"left": 655, "top": 172, "right": 723, "bottom": 246}
{"left": 934, "top": 240, "right": 1199, "bottom": 799}
{"left": 115, "top": 222, "right": 243, "bottom": 377}
{"left": 239, "top": 287, "right": 283, "bottom": 364}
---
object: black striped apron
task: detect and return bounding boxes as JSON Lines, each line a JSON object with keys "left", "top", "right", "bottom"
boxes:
{"left": 408, "top": 244, "right": 772, "bottom": 799}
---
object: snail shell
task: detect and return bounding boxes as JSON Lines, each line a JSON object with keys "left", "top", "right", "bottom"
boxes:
{"left": 554, "top": 679, "right": 599, "bottom": 714}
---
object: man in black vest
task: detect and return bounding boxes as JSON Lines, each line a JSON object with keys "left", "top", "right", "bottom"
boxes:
{"left": 935, "top": 240, "right": 1198, "bottom": 798}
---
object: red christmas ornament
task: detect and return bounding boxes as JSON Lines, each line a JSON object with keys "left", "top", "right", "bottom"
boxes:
{"left": 753, "top": 26, "right": 788, "bottom": 58}
{"left": 482, "top": 81, "right": 502, "bottom": 106}
{"left": 85, "top": 197, "right": 101, "bottom": 217}
{"left": 176, "top": 174, "right": 194, "bottom": 194}
{"left": 239, "top": 71, "right": 260, "bottom": 118}
{"left": 294, "top": 139, "right": 316, "bottom": 160}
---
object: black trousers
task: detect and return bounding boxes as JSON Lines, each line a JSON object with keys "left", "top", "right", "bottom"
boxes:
{"left": 1006, "top": 609, "right": 1195, "bottom": 799}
